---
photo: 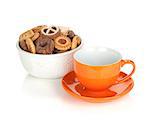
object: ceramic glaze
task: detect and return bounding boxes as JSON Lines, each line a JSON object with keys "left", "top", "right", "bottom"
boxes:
{"left": 73, "top": 47, "right": 135, "bottom": 91}
{"left": 62, "top": 71, "right": 134, "bottom": 102}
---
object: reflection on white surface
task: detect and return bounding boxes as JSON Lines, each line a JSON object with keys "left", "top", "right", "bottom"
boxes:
{"left": 22, "top": 75, "right": 63, "bottom": 97}
{"left": 22, "top": 74, "right": 83, "bottom": 104}
{"left": 21, "top": 74, "right": 136, "bottom": 108}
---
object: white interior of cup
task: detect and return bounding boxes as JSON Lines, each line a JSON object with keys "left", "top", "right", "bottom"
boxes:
{"left": 74, "top": 47, "right": 122, "bottom": 66}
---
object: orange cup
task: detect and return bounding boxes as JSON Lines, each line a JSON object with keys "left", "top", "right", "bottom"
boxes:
{"left": 73, "top": 47, "right": 135, "bottom": 91}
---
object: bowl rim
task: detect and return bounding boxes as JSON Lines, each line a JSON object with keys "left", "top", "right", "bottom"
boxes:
{"left": 16, "top": 39, "right": 84, "bottom": 57}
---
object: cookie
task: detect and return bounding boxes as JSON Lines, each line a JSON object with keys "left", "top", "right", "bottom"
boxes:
{"left": 71, "top": 37, "right": 78, "bottom": 49}
{"left": 67, "top": 30, "right": 75, "bottom": 39}
{"left": 31, "top": 32, "right": 40, "bottom": 41}
{"left": 76, "top": 36, "right": 81, "bottom": 45}
{"left": 19, "top": 30, "right": 34, "bottom": 41}
{"left": 25, "top": 38, "right": 36, "bottom": 54}
{"left": 32, "top": 25, "right": 47, "bottom": 33}
{"left": 35, "top": 35, "right": 54, "bottom": 54}
{"left": 18, "top": 25, "right": 81, "bottom": 54}
{"left": 41, "top": 26, "right": 61, "bottom": 39}
{"left": 71, "top": 36, "right": 81, "bottom": 49}
{"left": 54, "top": 36, "right": 71, "bottom": 51}
{"left": 19, "top": 40, "right": 28, "bottom": 51}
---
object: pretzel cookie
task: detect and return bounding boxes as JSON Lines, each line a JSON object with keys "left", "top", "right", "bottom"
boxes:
{"left": 19, "top": 30, "right": 34, "bottom": 41}
{"left": 71, "top": 36, "right": 81, "bottom": 49}
{"left": 25, "top": 38, "right": 36, "bottom": 54}
{"left": 41, "top": 26, "right": 60, "bottom": 39}
{"left": 54, "top": 36, "right": 71, "bottom": 51}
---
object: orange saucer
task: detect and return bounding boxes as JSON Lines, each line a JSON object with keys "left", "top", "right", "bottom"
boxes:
{"left": 62, "top": 71, "right": 134, "bottom": 102}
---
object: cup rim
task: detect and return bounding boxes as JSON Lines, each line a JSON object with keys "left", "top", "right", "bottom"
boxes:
{"left": 16, "top": 40, "right": 84, "bottom": 57}
{"left": 73, "top": 47, "right": 122, "bottom": 67}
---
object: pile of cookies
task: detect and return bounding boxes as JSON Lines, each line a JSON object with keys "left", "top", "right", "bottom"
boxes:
{"left": 19, "top": 25, "right": 81, "bottom": 54}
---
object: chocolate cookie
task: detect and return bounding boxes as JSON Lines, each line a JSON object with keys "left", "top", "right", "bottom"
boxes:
{"left": 67, "top": 30, "right": 75, "bottom": 39}
{"left": 35, "top": 35, "right": 54, "bottom": 54}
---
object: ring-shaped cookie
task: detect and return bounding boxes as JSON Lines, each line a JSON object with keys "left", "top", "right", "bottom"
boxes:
{"left": 54, "top": 36, "right": 71, "bottom": 51}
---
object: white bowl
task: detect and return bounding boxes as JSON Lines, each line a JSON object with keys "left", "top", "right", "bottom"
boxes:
{"left": 17, "top": 40, "right": 83, "bottom": 79}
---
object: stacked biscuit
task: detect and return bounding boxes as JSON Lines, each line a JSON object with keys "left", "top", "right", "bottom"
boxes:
{"left": 19, "top": 25, "right": 81, "bottom": 54}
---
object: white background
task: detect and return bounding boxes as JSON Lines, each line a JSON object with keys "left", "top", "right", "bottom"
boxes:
{"left": 0, "top": 0, "right": 149, "bottom": 120}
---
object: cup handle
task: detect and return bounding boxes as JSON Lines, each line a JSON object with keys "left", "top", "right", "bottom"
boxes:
{"left": 116, "top": 59, "right": 135, "bottom": 84}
